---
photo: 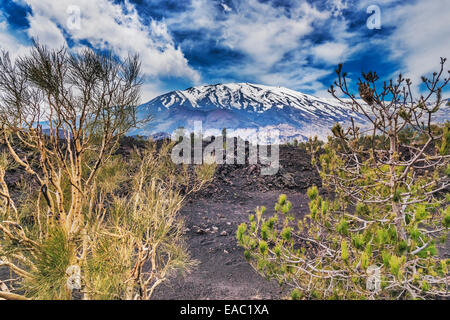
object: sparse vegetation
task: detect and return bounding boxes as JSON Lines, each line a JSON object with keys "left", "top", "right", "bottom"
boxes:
{"left": 0, "top": 45, "right": 215, "bottom": 300}
{"left": 237, "top": 60, "right": 450, "bottom": 299}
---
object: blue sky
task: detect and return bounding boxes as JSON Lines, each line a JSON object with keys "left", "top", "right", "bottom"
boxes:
{"left": 0, "top": 0, "right": 449, "bottom": 101}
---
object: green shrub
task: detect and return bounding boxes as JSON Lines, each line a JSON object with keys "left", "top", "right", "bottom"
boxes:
{"left": 237, "top": 61, "right": 450, "bottom": 300}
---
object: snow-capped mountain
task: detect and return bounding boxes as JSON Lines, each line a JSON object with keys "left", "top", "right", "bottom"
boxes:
{"left": 129, "top": 83, "right": 447, "bottom": 142}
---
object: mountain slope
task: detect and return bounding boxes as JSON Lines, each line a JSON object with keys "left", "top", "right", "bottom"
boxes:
{"left": 129, "top": 83, "right": 448, "bottom": 141}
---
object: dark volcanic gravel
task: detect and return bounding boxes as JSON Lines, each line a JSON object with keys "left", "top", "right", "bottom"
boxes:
{"left": 152, "top": 190, "right": 311, "bottom": 300}
{"left": 192, "top": 144, "right": 321, "bottom": 200}
{"left": 153, "top": 145, "right": 320, "bottom": 299}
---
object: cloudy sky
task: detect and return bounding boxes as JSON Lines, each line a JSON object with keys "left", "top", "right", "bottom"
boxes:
{"left": 0, "top": 0, "right": 449, "bottom": 101}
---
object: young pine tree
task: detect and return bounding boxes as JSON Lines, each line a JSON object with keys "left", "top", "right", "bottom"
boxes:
{"left": 237, "top": 59, "right": 450, "bottom": 299}
{"left": 0, "top": 45, "right": 215, "bottom": 299}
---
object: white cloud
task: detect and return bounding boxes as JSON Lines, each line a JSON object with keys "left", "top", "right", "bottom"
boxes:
{"left": 13, "top": 0, "right": 200, "bottom": 83}
{"left": 165, "top": 0, "right": 348, "bottom": 94}
{"left": 221, "top": 0, "right": 329, "bottom": 68}
{"left": 0, "top": 14, "right": 30, "bottom": 59}
{"left": 26, "top": 12, "right": 66, "bottom": 48}
{"left": 140, "top": 80, "right": 166, "bottom": 102}
{"left": 356, "top": 0, "right": 401, "bottom": 10}
{"left": 221, "top": 3, "right": 232, "bottom": 13}
{"left": 165, "top": 0, "right": 217, "bottom": 33}
{"left": 328, "top": 0, "right": 349, "bottom": 17}
{"left": 312, "top": 42, "right": 349, "bottom": 65}
{"left": 385, "top": 1, "right": 450, "bottom": 88}
{"left": 10, "top": 0, "right": 445, "bottom": 101}
{"left": 259, "top": 67, "right": 331, "bottom": 95}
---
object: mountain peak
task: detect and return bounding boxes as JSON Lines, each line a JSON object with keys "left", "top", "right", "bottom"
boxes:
{"left": 132, "top": 82, "right": 368, "bottom": 141}
{"left": 145, "top": 82, "right": 346, "bottom": 114}
{"left": 131, "top": 83, "right": 450, "bottom": 141}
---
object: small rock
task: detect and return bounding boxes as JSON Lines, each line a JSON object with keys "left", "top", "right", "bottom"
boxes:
{"left": 224, "top": 250, "right": 229, "bottom": 254}
{"left": 212, "top": 226, "right": 219, "bottom": 232}
{"left": 220, "top": 231, "right": 228, "bottom": 236}
{"left": 195, "top": 228, "right": 206, "bottom": 235}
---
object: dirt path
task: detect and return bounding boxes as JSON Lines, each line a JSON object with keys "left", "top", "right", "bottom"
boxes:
{"left": 153, "top": 190, "right": 310, "bottom": 300}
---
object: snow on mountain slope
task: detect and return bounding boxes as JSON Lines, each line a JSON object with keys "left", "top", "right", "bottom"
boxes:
{"left": 129, "top": 83, "right": 448, "bottom": 142}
